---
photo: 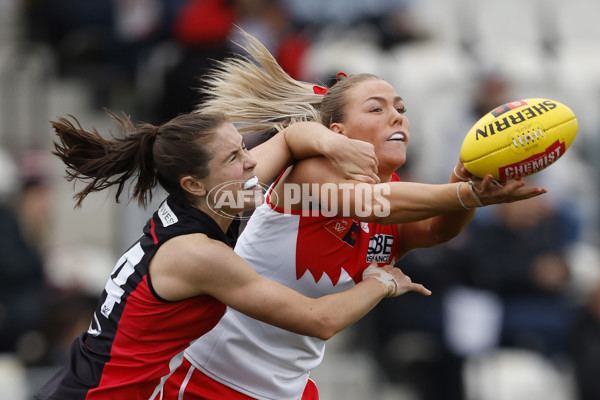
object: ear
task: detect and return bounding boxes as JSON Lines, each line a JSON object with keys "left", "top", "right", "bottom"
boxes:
{"left": 330, "top": 122, "right": 345, "bottom": 135}
{"left": 180, "top": 176, "right": 207, "bottom": 197}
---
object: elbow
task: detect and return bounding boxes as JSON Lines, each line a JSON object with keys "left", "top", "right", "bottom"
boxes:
{"left": 430, "top": 225, "right": 465, "bottom": 246}
{"left": 314, "top": 327, "right": 337, "bottom": 341}
{"left": 437, "top": 216, "right": 474, "bottom": 243}
{"left": 309, "top": 315, "right": 343, "bottom": 340}
{"left": 434, "top": 232, "right": 456, "bottom": 245}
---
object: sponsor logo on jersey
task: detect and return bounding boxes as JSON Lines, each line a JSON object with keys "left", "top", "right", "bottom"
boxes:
{"left": 324, "top": 217, "right": 359, "bottom": 247}
{"left": 158, "top": 201, "right": 178, "bottom": 227}
{"left": 367, "top": 234, "right": 394, "bottom": 263}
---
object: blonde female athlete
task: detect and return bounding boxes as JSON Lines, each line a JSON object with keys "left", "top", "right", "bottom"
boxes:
{"left": 34, "top": 111, "right": 430, "bottom": 400}
{"left": 162, "top": 31, "right": 547, "bottom": 399}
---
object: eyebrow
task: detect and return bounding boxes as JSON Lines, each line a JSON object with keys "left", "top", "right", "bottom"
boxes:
{"left": 223, "top": 137, "right": 245, "bottom": 162}
{"left": 225, "top": 148, "right": 238, "bottom": 161}
{"left": 364, "top": 95, "right": 404, "bottom": 104}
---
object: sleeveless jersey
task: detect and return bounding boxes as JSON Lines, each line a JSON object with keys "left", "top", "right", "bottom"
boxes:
{"left": 184, "top": 174, "right": 402, "bottom": 400}
{"left": 35, "top": 197, "right": 237, "bottom": 400}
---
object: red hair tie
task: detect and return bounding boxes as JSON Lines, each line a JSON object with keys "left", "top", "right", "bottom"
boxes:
{"left": 312, "top": 72, "right": 347, "bottom": 95}
{"left": 313, "top": 85, "right": 328, "bottom": 95}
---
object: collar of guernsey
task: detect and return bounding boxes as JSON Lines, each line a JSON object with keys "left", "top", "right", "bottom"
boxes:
{"left": 147, "top": 196, "right": 240, "bottom": 248}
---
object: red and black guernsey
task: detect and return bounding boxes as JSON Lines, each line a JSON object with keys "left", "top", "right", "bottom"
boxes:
{"left": 35, "top": 197, "right": 238, "bottom": 400}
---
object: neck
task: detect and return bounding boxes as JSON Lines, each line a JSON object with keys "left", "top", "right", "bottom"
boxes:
{"left": 377, "top": 167, "right": 396, "bottom": 183}
{"left": 195, "top": 202, "right": 235, "bottom": 233}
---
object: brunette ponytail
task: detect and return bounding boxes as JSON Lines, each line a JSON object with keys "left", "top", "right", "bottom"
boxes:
{"left": 52, "top": 111, "right": 228, "bottom": 208}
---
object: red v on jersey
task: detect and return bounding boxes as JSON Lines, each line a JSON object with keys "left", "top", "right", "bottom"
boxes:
{"left": 295, "top": 174, "right": 402, "bottom": 286}
{"left": 296, "top": 216, "right": 399, "bottom": 286}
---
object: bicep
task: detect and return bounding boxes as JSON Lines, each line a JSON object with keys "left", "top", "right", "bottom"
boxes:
{"left": 152, "top": 237, "right": 315, "bottom": 333}
{"left": 249, "top": 132, "right": 293, "bottom": 186}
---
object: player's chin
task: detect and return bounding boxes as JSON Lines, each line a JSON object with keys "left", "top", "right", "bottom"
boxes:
{"left": 380, "top": 151, "right": 406, "bottom": 170}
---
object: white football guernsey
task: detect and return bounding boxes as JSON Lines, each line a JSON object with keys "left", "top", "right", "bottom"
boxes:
{"left": 184, "top": 177, "right": 401, "bottom": 399}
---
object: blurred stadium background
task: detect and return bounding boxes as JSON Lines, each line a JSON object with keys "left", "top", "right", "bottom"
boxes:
{"left": 0, "top": 0, "right": 598, "bottom": 399}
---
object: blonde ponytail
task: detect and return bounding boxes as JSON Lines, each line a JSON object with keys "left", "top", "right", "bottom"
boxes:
{"left": 197, "top": 28, "right": 324, "bottom": 135}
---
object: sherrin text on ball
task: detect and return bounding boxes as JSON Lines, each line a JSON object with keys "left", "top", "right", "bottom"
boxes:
{"left": 460, "top": 98, "right": 577, "bottom": 180}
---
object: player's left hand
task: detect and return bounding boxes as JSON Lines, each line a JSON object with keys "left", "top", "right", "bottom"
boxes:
{"left": 470, "top": 174, "right": 547, "bottom": 206}
{"left": 363, "top": 261, "right": 431, "bottom": 297}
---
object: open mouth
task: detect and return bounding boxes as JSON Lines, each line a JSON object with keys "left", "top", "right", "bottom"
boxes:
{"left": 387, "top": 132, "right": 406, "bottom": 142}
{"left": 243, "top": 176, "right": 259, "bottom": 190}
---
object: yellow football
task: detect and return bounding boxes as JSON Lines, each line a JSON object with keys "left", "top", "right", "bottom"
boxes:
{"left": 460, "top": 98, "right": 578, "bottom": 180}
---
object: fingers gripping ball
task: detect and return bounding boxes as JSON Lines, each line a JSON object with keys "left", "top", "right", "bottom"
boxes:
{"left": 363, "top": 263, "right": 400, "bottom": 297}
{"left": 460, "top": 98, "right": 577, "bottom": 180}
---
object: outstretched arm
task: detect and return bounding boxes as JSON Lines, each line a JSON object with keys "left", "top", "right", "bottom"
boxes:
{"left": 273, "top": 157, "right": 546, "bottom": 254}
{"left": 151, "top": 236, "right": 430, "bottom": 341}
{"left": 213, "top": 259, "right": 430, "bottom": 340}
{"left": 277, "top": 157, "right": 546, "bottom": 221}
{"left": 249, "top": 121, "right": 380, "bottom": 186}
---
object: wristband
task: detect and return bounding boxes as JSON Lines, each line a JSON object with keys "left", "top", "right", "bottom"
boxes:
{"left": 453, "top": 165, "right": 469, "bottom": 182}
{"left": 363, "top": 264, "right": 399, "bottom": 297}
{"left": 457, "top": 183, "right": 471, "bottom": 210}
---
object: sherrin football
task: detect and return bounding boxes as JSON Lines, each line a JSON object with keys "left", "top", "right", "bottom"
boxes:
{"left": 460, "top": 98, "right": 578, "bottom": 180}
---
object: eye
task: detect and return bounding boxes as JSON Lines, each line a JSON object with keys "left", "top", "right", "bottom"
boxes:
{"left": 396, "top": 106, "right": 407, "bottom": 114}
{"left": 370, "top": 106, "right": 383, "bottom": 113}
{"left": 229, "top": 150, "right": 240, "bottom": 162}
